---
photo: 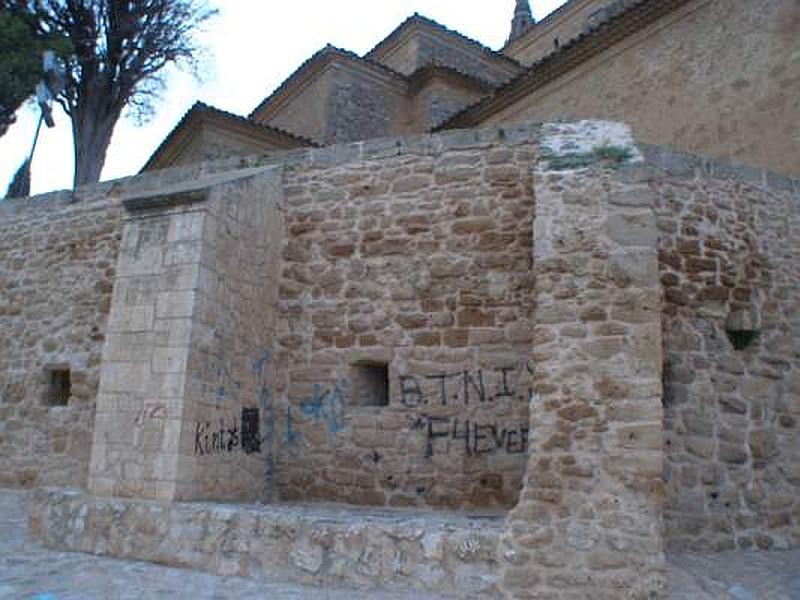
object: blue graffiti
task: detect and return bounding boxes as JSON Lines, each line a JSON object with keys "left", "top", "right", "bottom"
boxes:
{"left": 281, "top": 382, "right": 348, "bottom": 446}
{"left": 216, "top": 361, "right": 241, "bottom": 403}
{"left": 252, "top": 350, "right": 272, "bottom": 379}
{"left": 285, "top": 406, "right": 302, "bottom": 445}
{"left": 199, "top": 356, "right": 241, "bottom": 404}
{"left": 299, "top": 383, "right": 347, "bottom": 433}
{"left": 252, "top": 349, "right": 276, "bottom": 483}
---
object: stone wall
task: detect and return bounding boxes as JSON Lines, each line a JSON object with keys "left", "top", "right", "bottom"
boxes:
{"left": 253, "top": 70, "right": 331, "bottom": 144}
{"left": 646, "top": 146, "right": 800, "bottom": 551}
{"left": 486, "top": 0, "right": 800, "bottom": 176}
{"left": 325, "top": 67, "right": 408, "bottom": 145}
{"left": 271, "top": 127, "right": 538, "bottom": 510}
{"left": 413, "top": 33, "right": 518, "bottom": 86}
{"left": 498, "top": 122, "right": 666, "bottom": 599}
{"left": 0, "top": 190, "right": 122, "bottom": 489}
{"left": 167, "top": 123, "right": 306, "bottom": 170}
{"left": 179, "top": 168, "right": 283, "bottom": 501}
{"left": 411, "top": 76, "right": 487, "bottom": 131}
{"left": 88, "top": 168, "right": 283, "bottom": 502}
{"left": 8, "top": 119, "right": 800, "bottom": 599}
{"left": 27, "top": 121, "right": 673, "bottom": 600}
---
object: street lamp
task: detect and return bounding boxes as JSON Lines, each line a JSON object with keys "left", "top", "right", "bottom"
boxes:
{"left": 6, "top": 50, "right": 66, "bottom": 199}
{"left": 30, "top": 51, "right": 65, "bottom": 160}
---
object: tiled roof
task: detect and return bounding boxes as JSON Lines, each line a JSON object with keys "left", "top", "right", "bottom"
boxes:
{"left": 366, "top": 13, "right": 523, "bottom": 70}
{"left": 142, "top": 102, "right": 316, "bottom": 172}
{"left": 437, "top": 0, "right": 691, "bottom": 130}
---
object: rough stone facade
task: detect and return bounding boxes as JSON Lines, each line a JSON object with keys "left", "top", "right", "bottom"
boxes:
{"left": 4, "top": 120, "right": 799, "bottom": 599}
{"left": 274, "top": 129, "right": 537, "bottom": 510}
{"left": 20, "top": 120, "right": 669, "bottom": 599}
{"left": 150, "top": 1, "right": 798, "bottom": 179}
{"left": 88, "top": 169, "right": 283, "bottom": 502}
{"left": 87, "top": 125, "right": 541, "bottom": 510}
{"left": 645, "top": 146, "right": 800, "bottom": 552}
{"left": 504, "top": 0, "right": 611, "bottom": 63}
{"left": 366, "top": 15, "right": 521, "bottom": 86}
{"left": 500, "top": 122, "right": 665, "bottom": 599}
{"left": 0, "top": 191, "right": 122, "bottom": 489}
{"left": 3, "top": 1, "right": 799, "bottom": 597}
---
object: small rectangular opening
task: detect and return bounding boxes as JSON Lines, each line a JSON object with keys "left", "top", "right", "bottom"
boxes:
{"left": 46, "top": 367, "right": 71, "bottom": 406}
{"left": 351, "top": 363, "right": 389, "bottom": 407}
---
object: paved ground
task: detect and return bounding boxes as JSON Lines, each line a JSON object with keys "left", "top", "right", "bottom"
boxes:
{"left": 669, "top": 550, "right": 800, "bottom": 599}
{"left": 2, "top": 489, "right": 799, "bottom": 599}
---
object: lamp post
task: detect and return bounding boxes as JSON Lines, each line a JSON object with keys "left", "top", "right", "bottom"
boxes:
{"left": 28, "top": 51, "right": 64, "bottom": 164}
{"left": 6, "top": 50, "right": 65, "bottom": 199}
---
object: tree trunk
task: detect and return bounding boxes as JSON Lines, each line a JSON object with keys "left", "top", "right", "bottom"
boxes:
{"left": 71, "top": 95, "right": 122, "bottom": 188}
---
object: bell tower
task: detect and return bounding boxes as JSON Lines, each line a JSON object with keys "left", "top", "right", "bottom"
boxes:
{"left": 509, "top": 0, "right": 535, "bottom": 43}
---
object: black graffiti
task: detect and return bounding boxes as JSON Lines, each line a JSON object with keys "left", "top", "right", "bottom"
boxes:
{"left": 413, "top": 415, "right": 529, "bottom": 458}
{"left": 194, "top": 407, "right": 261, "bottom": 456}
{"left": 495, "top": 366, "right": 516, "bottom": 399}
{"left": 241, "top": 407, "right": 261, "bottom": 455}
{"left": 400, "top": 364, "right": 534, "bottom": 408}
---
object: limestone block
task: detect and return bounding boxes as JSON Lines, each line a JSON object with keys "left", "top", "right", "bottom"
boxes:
{"left": 605, "top": 212, "right": 658, "bottom": 247}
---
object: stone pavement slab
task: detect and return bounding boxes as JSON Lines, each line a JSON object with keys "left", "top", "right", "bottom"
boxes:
{"left": 667, "top": 549, "right": 800, "bottom": 599}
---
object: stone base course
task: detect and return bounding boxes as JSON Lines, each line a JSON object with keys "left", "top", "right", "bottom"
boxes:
{"left": 30, "top": 487, "right": 503, "bottom": 598}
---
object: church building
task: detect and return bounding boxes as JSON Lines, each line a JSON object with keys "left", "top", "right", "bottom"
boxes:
{"left": 147, "top": 0, "right": 798, "bottom": 176}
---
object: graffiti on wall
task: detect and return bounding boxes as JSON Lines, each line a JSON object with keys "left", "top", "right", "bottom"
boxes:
{"left": 412, "top": 416, "right": 529, "bottom": 458}
{"left": 283, "top": 380, "right": 348, "bottom": 445}
{"left": 194, "top": 406, "right": 262, "bottom": 456}
{"left": 398, "top": 363, "right": 534, "bottom": 408}
{"left": 253, "top": 350, "right": 276, "bottom": 481}
{"left": 194, "top": 353, "right": 533, "bottom": 460}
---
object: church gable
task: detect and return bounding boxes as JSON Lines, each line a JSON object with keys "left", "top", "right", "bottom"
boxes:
{"left": 366, "top": 14, "right": 523, "bottom": 86}
{"left": 249, "top": 46, "right": 409, "bottom": 145}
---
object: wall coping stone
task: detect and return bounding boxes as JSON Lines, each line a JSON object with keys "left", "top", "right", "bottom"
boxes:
{"left": 120, "top": 166, "right": 282, "bottom": 213}
{"left": 638, "top": 142, "right": 800, "bottom": 196}
{"left": 3, "top": 121, "right": 796, "bottom": 222}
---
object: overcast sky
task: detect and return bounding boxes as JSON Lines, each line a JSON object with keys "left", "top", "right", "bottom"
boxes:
{"left": 0, "top": 1, "right": 567, "bottom": 196}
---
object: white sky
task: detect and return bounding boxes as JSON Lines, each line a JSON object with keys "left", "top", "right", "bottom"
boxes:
{"left": 0, "top": 1, "right": 567, "bottom": 196}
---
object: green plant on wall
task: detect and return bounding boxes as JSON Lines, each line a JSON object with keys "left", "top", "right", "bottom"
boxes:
{"left": 541, "top": 144, "right": 633, "bottom": 171}
{"left": 594, "top": 145, "right": 633, "bottom": 163}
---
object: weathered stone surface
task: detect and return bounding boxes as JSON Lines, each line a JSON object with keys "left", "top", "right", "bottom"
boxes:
{"left": 656, "top": 138, "right": 800, "bottom": 553}
{"left": 0, "top": 191, "right": 122, "bottom": 489}
{"left": 3, "top": 120, "right": 799, "bottom": 600}
{"left": 499, "top": 122, "right": 667, "bottom": 599}
{"left": 30, "top": 487, "right": 503, "bottom": 598}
